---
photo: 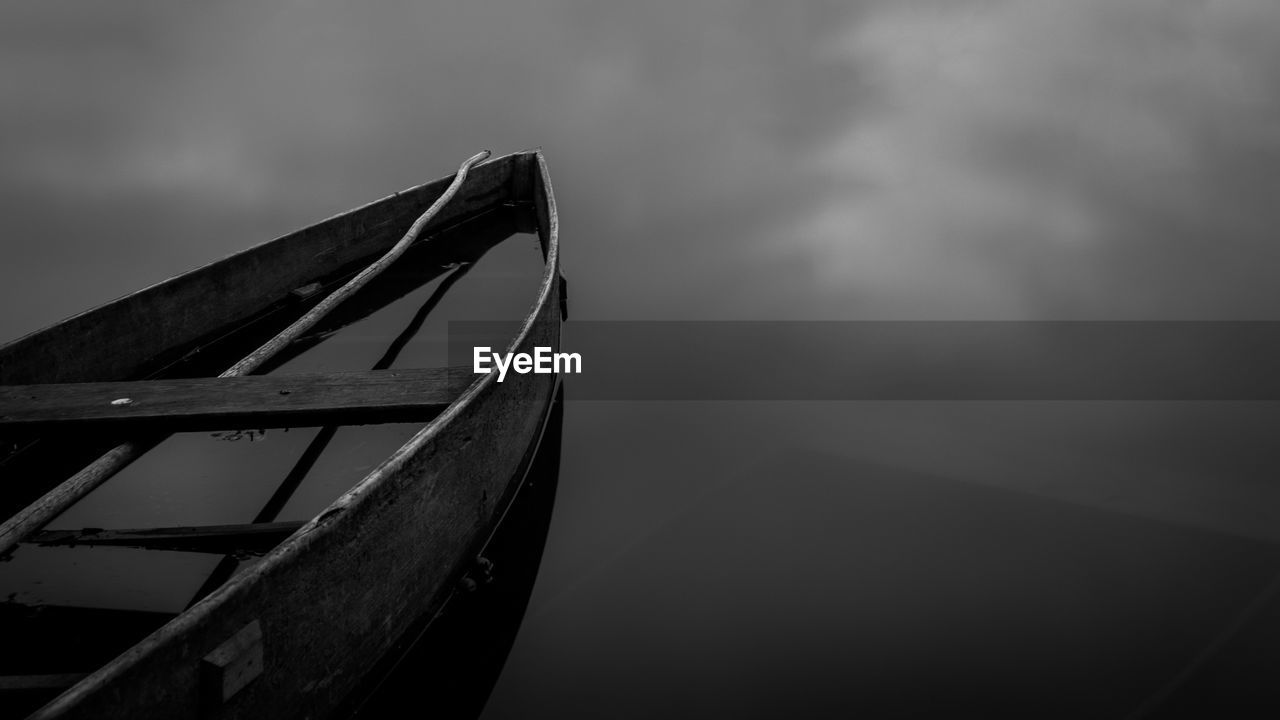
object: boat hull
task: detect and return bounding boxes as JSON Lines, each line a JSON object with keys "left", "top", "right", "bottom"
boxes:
{"left": 13, "top": 151, "right": 562, "bottom": 719}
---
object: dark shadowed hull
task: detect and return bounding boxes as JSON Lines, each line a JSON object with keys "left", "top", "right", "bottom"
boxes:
{"left": 347, "top": 383, "right": 564, "bottom": 719}
{"left": 0, "top": 151, "right": 562, "bottom": 719}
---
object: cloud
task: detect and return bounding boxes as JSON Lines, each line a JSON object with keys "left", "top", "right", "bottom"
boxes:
{"left": 794, "top": 0, "right": 1280, "bottom": 318}
{"left": 4, "top": 1, "right": 1279, "bottom": 333}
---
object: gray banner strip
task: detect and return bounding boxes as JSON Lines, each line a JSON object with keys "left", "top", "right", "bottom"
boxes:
{"left": 448, "top": 321, "right": 1280, "bottom": 400}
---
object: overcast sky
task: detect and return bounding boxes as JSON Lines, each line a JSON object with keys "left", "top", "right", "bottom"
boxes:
{"left": 3, "top": 0, "right": 1279, "bottom": 340}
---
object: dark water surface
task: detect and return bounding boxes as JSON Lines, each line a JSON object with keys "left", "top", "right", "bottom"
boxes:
{"left": 4, "top": 2, "right": 1280, "bottom": 717}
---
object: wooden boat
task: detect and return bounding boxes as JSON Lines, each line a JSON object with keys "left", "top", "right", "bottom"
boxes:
{"left": 0, "top": 150, "right": 564, "bottom": 718}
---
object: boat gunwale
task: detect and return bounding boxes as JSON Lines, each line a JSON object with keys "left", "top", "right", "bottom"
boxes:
{"left": 25, "top": 149, "right": 560, "bottom": 718}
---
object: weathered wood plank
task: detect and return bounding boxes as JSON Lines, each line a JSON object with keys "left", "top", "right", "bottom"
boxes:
{"left": 0, "top": 674, "right": 87, "bottom": 692}
{"left": 27, "top": 521, "right": 306, "bottom": 555}
{"left": 0, "top": 368, "right": 475, "bottom": 433}
{"left": 201, "top": 621, "right": 264, "bottom": 705}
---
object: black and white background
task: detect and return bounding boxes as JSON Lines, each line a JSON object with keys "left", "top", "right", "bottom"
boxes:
{"left": 4, "top": 2, "right": 1280, "bottom": 717}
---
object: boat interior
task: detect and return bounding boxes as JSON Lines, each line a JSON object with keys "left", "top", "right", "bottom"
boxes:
{"left": 0, "top": 171, "right": 552, "bottom": 716}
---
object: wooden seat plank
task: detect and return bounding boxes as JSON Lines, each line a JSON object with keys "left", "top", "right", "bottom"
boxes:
{"left": 26, "top": 521, "right": 306, "bottom": 554}
{"left": 0, "top": 674, "right": 88, "bottom": 692}
{"left": 0, "top": 367, "right": 476, "bottom": 432}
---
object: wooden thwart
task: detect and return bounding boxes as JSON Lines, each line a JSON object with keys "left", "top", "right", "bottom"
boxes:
{"left": 0, "top": 674, "right": 87, "bottom": 692}
{"left": 0, "top": 367, "right": 476, "bottom": 432}
{"left": 27, "top": 521, "right": 307, "bottom": 555}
